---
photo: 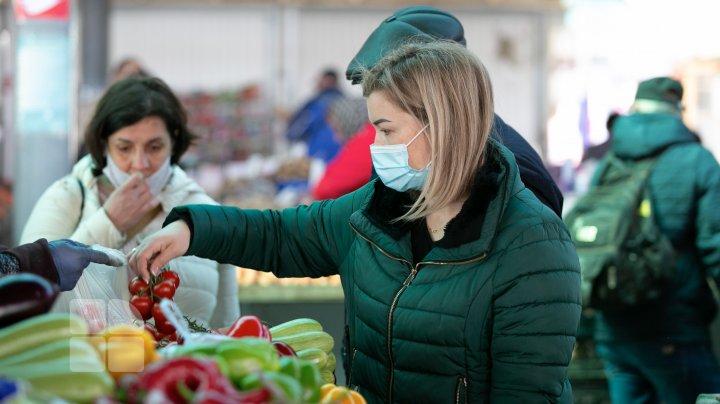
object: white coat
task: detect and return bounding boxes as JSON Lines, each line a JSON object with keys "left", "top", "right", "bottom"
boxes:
{"left": 21, "top": 155, "right": 239, "bottom": 328}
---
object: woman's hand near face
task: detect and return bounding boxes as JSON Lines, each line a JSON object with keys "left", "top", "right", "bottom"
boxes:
{"left": 127, "top": 220, "right": 191, "bottom": 281}
{"left": 103, "top": 172, "right": 160, "bottom": 233}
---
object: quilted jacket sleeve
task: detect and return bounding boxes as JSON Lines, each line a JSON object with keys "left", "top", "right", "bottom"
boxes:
{"left": 1, "top": 239, "right": 58, "bottom": 284}
{"left": 693, "top": 147, "right": 720, "bottom": 278}
{"left": 489, "top": 213, "right": 582, "bottom": 402}
{"left": 165, "top": 184, "right": 372, "bottom": 278}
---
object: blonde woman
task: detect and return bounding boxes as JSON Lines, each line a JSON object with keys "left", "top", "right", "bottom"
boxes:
{"left": 130, "top": 42, "right": 581, "bottom": 403}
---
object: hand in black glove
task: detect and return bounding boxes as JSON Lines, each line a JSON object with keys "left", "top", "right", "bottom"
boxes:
{"left": 48, "top": 239, "right": 125, "bottom": 291}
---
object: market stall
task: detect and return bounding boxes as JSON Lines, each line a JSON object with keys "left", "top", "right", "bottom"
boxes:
{"left": 0, "top": 270, "right": 362, "bottom": 403}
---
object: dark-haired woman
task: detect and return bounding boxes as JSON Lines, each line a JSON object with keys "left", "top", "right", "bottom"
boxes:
{"left": 21, "top": 76, "right": 238, "bottom": 328}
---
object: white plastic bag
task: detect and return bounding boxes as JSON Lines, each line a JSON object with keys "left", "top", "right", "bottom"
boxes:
{"left": 51, "top": 246, "right": 138, "bottom": 333}
{"left": 157, "top": 299, "right": 233, "bottom": 358}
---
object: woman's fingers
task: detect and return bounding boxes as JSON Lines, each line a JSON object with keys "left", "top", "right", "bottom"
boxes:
{"left": 147, "top": 246, "right": 175, "bottom": 276}
{"left": 127, "top": 246, "right": 150, "bottom": 281}
{"left": 126, "top": 220, "right": 191, "bottom": 281}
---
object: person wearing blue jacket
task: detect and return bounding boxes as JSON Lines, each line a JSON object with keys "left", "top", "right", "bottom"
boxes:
{"left": 285, "top": 69, "right": 344, "bottom": 162}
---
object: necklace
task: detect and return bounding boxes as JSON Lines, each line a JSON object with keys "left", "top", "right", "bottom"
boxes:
{"left": 427, "top": 221, "right": 446, "bottom": 235}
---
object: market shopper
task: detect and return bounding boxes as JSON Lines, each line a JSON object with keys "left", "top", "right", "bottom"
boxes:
{"left": 589, "top": 77, "right": 720, "bottom": 403}
{"left": 285, "top": 68, "right": 344, "bottom": 162}
{"left": 0, "top": 239, "right": 123, "bottom": 291}
{"left": 312, "top": 96, "right": 370, "bottom": 200}
{"left": 344, "top": 5, "right": 564, "bottom": 217}
{"left": 129, "top": 41, "right": 581, "bottom": 403}
{"left": 20, "top": 76, "right": 238, "bottom": 327}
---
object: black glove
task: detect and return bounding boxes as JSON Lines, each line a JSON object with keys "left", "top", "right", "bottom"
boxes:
{"left": 48, "top": 239, "right": 124, "bottom": 291}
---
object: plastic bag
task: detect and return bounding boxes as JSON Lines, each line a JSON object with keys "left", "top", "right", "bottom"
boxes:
{"left": 51, "top": 246, "right": 138, "bottom": 334}
{"left": 157, "top": 299, "right": 233, "bottom": 358}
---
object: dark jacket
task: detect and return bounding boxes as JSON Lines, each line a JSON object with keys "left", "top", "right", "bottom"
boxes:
{"left": 593, "top": 113, "right": 720, "bottom": 342}
{"left": 0, "top": 239, "right": 58, "bottom": 283}
{"left": 492, "top": 114, "right": 563, "bottom": 217}
{"left": 167, "top": 141, "right": 581, "bottom": 403}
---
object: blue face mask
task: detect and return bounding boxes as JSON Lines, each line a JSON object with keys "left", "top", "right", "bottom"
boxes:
{"left": 370, "top": 124, "right": 430, "bottom": 192}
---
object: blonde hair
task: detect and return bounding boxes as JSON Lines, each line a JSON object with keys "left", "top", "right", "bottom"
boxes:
{"left": 362, "top": 40, "right": 495, "bottom": 222}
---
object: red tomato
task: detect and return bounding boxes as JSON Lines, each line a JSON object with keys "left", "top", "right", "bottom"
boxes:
{"left": 128, "top": 277, "right": 148, "bottom": 296}
{"left": 152, "top": 280, "right": 176, "bottom": 300}
{"left": 159, "top": 270, "right": 181, "bottom": 288}
{"left": 226, "top": 315, "right": 269, "bottom": 340}
{"left": 130, "top": 295, "right": 152, "bottom": 321}
{"left": 151, "top": 302, "right": 166, "bottom": 324}
{"left": 144, "top": 322, "right": 161, "bottom": 341}
{"left": 155, "top": 319, "right": 176, "bottom": 335}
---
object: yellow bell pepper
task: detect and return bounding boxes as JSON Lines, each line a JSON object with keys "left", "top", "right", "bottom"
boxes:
{"left": 92, "top": 324, "right": 158, "bottom": 381}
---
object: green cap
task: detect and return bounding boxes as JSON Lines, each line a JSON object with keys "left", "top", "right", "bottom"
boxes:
{"left": 346, "top": 6, "right": 466, "bottom": 85}
{"left": 631, "top": 77, "right": 683, "bottom": 114}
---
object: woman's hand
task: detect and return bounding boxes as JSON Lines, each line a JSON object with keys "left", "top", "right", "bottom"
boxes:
{"left": 127, "top": 220, "right": 191, "bottom": 281}
{"left": 104, "top": 172, "right": 159, "bottom": 233}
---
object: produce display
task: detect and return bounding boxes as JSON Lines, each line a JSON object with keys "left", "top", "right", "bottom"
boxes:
{"left": 0, "top": 312, "right": 113, "bottom": 403}
{"left": 269, "top": 318, "right": 337, "bottom": 385}
{"left": 0, "top": 270, "right": 362, "bottom": 403}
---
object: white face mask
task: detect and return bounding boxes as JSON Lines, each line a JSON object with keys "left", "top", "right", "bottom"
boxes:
{"left": 102, "top": 154, "right": 173, "bottom": 196}
{"left": 370, "top": 124, "right": 430, "bottom": 192}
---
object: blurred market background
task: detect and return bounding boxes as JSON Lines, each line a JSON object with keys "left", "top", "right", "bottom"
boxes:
{"left": 0, "top": 0, "right": 719, "bottom": 400}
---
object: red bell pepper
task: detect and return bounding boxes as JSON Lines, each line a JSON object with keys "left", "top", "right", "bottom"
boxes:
{"left": 123, "top": 357, "right": 269, "bottom": 404}
{"left": 226, "top": 315, "right": 271, "bottom": 341}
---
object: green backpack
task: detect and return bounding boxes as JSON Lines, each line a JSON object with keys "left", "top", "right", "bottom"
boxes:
{"left": 564, "top": 153, "right": 676, "bottom": 312}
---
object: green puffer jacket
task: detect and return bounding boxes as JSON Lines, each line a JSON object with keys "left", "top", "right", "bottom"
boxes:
{"left": 593, "top": 113, "right": 720, "bottom": 342}
{"left": 167, "top": 141, "right": 581, "bottom": 403}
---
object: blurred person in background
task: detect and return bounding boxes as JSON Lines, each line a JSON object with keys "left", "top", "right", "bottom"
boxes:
{"left": 591, "top": 77, "right": 720, "bottom": 403}
{"left": 20, "top": 75, "right": 238, "bottom": 328}
{"left": 345, "top": 6, "right": 564, "bottom": 218}
{"left": 312, "top": 95, "right": 370, "bottom": 200}
{"left": 78, "top": 57, "right": 151, "bottom": 160}
{"left": 572, "top": 111, "right": 620, "bottom": 198}
{"left": 111, "top": 57, "right": 149, "bottom": 83}
{"left": 128, "top": 40, "right": 580, "bottom": 403}
{"left": 0, "top": 180, "right": 12, "bottom": 246}
{"left": 285, "top": 68, "right": 344, "bottom": 162}
{"left": 1, "top": 239, "right": 123, "bottom": 290}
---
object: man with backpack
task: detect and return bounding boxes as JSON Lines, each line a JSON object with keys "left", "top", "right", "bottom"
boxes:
{"left": 568, "top": 77, "right": 720, "bottom": 403}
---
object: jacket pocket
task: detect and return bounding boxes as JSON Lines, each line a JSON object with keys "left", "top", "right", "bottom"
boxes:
{"left": 347, "top": 349, "right": 358, "bottom": 387}
{"left": 455, "top": 376, "right": 467, "bottom": 404}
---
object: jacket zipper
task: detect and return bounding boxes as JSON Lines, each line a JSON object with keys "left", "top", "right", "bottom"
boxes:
{"left": 349, "top": 223, "right": 487, "bottom": 403}
{"left": 347, "top": 349, "right": 358, "bottom": 386}
{"left": 456, "top": 377, "right": 467, "bottom": 404}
